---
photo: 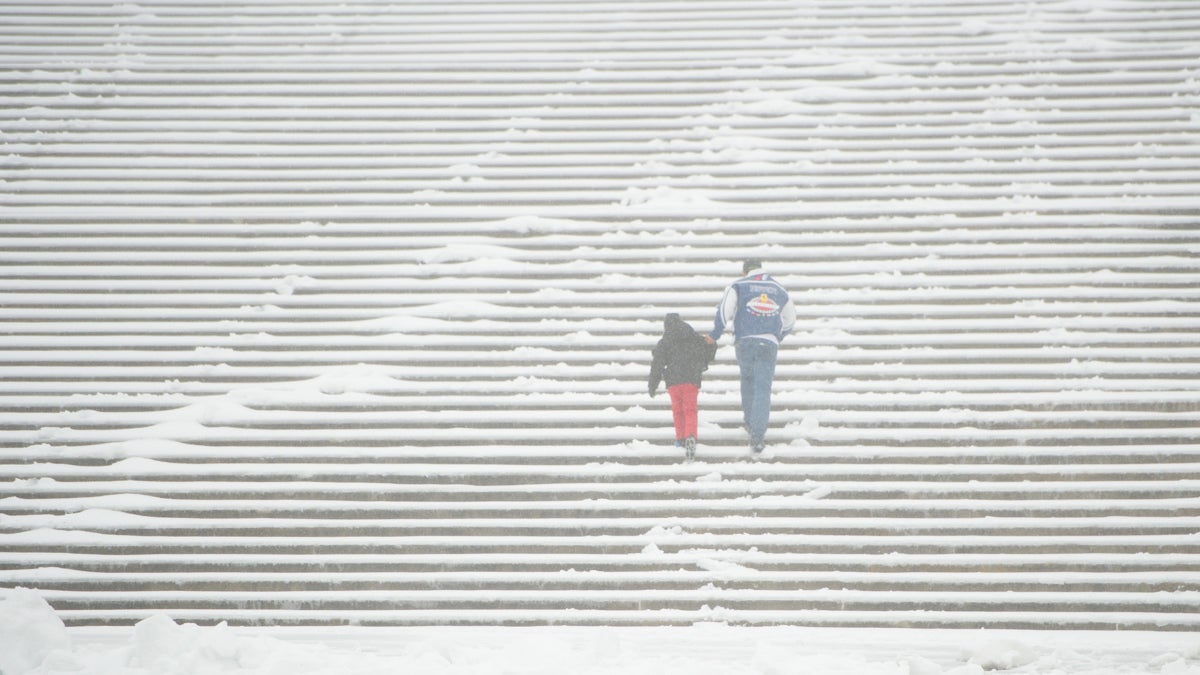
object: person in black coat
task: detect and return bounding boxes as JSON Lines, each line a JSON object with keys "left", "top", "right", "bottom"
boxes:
{"left": 648, "top": 313, "right": 718, "bottom": 459}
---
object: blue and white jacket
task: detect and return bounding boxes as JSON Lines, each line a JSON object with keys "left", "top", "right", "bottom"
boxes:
{"left": 709, "top": 269, "right": 796, "bottom": 343}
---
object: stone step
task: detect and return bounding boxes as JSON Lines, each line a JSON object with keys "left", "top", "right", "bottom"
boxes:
{"left": 3, "top": 521, "right": 1196, "bottom": 538}
{"left": 7, "top": 444, "right": 1197, "bottom": 465}
{"left": 6, "top": 553, "right": 1198, "bottom": 574}
{"left": 45, "top": 608, "right": 1200, "bottom": 630}
{"left": 8, "top": 540, "right": 1197, "bottom": 557}
{"left": 6, "top": 503, "right": 1197, "bottom": 521}
{"left": 14, "top": 575, "right": 1198, "bottom": 595}
{"left": 6, "top": 481, "right": 1195, "bottom": 501}
{"left": 35, "top": 589, "right": 1200, "bottom": 616}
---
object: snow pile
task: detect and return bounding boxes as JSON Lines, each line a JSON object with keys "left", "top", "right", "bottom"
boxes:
{"left": 0, "top": 594, "right": 294, "bottom": 675}
{"left": 3, "top": 590, "right": 1200, "bottom": 675}
{"left": 965, "top": 638, "right": 1039, "bottom": 671}
{"left": 123, "top": 615, "right": 274, "bottom": 673}
{"left": 0, "top": 588, "right": 70, "bottom": 675}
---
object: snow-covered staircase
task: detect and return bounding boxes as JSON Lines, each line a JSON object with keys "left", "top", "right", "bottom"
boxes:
{"left": 1, "top": 0, "right": 1199, "bottom": 629}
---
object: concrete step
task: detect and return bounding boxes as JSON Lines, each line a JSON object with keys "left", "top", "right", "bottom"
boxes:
{"left": 6, "top": 552, "right": 1198, "bottom": 574}
{"left": 35, "top": 590, "right": 1200, "bottom": 616}
{"left": 44, "top": 608, "right": 1200, "bottom": 631}
{"left": 8, "top": 540, "right": 1198, "bottom": 557}
{"left": 30, "top": 571, "right": 1199, "bottom": 590}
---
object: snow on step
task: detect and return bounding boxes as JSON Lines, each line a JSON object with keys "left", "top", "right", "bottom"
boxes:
{"left": 1, "top": 0, "right": 1198, "bottom": 629}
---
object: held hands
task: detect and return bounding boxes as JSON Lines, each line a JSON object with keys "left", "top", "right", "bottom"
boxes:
{"left": 703, "top": 335, "right": 716, "bottom": 345}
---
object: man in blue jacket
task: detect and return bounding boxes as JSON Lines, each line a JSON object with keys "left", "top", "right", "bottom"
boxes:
{"left": 705, "top": 259, "right": 796, "bottom": 454}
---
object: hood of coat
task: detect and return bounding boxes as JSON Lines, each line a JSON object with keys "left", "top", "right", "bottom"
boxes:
{"left": 663, "top": 313, "right": 695, "bottom": 340}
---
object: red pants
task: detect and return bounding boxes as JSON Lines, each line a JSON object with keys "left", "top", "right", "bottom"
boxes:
{"left": 667, "top": 383, "right": 699, "bottom": 441}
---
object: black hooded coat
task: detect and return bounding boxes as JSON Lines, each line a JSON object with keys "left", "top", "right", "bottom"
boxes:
{"left": 648, "top": 313, "right": 718, "bottom": 393}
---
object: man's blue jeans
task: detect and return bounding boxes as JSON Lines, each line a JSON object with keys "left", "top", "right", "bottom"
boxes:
{"left": 735, "top": 338, "right": 778, "bottom": 445}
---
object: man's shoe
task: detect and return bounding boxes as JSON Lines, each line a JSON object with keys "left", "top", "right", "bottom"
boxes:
{"left": 751, "top": 439, "right": 765, "bottom": 455}
{"left": 684, "top": 436, "right": 697, "bottom": 461}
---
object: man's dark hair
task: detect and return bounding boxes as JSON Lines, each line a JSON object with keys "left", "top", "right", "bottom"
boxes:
{"left": 743, "top": 259, "right": 763, "bottom": 275}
